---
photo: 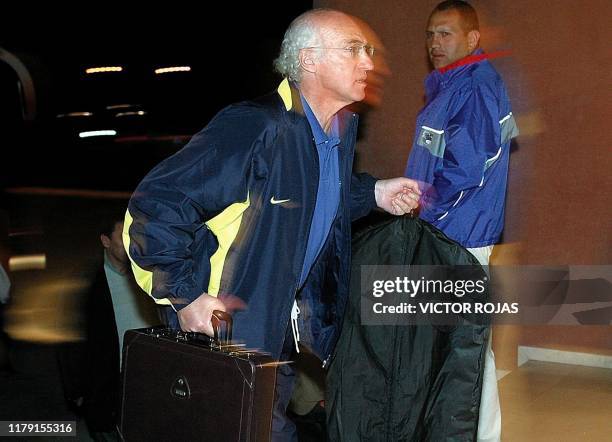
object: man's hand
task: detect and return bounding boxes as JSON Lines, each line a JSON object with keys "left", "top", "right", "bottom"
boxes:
{"left": 375, "top": 177, "right": 421, "bottom": 215}
{"left": 177, "top": 292, "right": 227, "bottom": 336}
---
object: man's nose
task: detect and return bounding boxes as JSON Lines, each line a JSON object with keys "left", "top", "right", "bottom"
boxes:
{"left": 430, "top": 34, "right": 441, "bottom": 48}
{"left": 360, "top": 52, "right": 374, "bottom": 70}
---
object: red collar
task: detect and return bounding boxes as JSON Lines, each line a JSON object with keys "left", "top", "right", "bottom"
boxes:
{"left": 438, "top": 50, "right": 512, "bottom": 74}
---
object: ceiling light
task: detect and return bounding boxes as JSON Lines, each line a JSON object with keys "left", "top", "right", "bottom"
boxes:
{"left": 155, "top": 66, "right": 191, "bottom": 74}
{"left": 79, "top": 130, "right": 117, "bottom": 138}
{"left": 85, "top": 66, "right": 123, "bottom": 74}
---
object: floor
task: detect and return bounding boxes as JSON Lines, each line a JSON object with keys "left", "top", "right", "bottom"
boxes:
{"left": 498, "top": 360, "right": 612, "bottom": 441}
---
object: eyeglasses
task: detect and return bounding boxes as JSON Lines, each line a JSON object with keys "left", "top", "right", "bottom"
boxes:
{"left": 303, "top": 44, "right": 375, "bottom": 58}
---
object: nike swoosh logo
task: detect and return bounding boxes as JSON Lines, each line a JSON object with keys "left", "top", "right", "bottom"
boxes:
{"left": 270, "top": 196, "right": 291, "bottom": 205}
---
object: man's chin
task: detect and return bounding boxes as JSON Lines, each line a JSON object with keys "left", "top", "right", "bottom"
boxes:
{"left": 352, "top": 86, "right": 367, "bottom": 102}
{"left": 430, "top": 56, "right": 448, "bottom": 69}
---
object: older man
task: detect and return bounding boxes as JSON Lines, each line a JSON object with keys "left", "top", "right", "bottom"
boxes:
{"left": 125, "top": 8, "right": 419, "bottom": 440}
{"left": 405, "top": 1, "right": 518, "bottom": 441}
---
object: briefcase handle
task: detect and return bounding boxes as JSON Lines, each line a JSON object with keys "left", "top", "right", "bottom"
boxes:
{"left": 211, "top": 310, "right": 233, "bottom": 346}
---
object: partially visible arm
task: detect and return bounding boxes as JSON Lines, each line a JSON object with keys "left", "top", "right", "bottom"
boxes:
{"left": 349, "top": 172, "right": 378, "bottom": 221}
{"left": 125, "top": 105, "right": 271, "bottom": 334}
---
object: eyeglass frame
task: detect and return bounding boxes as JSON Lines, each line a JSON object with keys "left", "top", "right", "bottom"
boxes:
{"left": 302, "top": 44, "right": 375, "bottom": 58}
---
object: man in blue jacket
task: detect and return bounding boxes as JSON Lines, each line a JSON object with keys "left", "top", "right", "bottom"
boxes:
{"left": 125, "top": 9, "right": 420, "bottom": 441}
{"left": 404, "top": 1, "right": 518, "bottom": 441}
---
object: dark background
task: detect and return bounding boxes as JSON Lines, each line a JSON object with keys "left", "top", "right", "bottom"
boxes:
{"left": 1, "top": 3, "right": 313, "bottom": 190}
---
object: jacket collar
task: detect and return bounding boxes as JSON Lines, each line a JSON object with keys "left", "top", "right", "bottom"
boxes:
{"left": 277, "top": 78, "right": 305, "bottom": 115}
{"left": 437, "top": 48, "right": 511, "bottom": 74}
{"left": 276, "top": 78, "right": 355, "bottom": 137}
{"left": 425, "top": 49, "right": 510, "bottom": 97}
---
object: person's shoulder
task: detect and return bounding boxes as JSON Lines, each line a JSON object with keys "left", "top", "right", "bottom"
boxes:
{"left": 182, "top": 90, "right": 286, "bottom": 156}
{"left": 213, "top": 90, "right": 285, "bottom": 127}
{"left": 473, "top": 60, "right": 503, "bottom": 82}
{"left": 455, "top": 61, "right": 504, "bottom": 104}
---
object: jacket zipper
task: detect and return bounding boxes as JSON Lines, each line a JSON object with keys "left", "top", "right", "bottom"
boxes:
{"left": 321, "top": 114, "right": 357, "bottom": 370}
{"left": 278, "top": 124, "right": 319, "bottom": 360}
{"left": 281, "top": 113, "right": 358, "bottom": 365}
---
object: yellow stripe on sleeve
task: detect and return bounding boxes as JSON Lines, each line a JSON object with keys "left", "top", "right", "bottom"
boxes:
{"left": 205, "top": 193, "right": 250, "bottom": 296}
{"left": 123, "top": 209, "right": 176, "bottom": 310}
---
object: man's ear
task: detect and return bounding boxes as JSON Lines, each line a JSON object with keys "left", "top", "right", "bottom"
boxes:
{"left": 467, "top": 30, "right": 480, "bottom": 52}
{"left": 100, "top": 234, "right": 111, "bottom": 249}
{"left": 299, "top": 49, "right": 317, "bottom": 74}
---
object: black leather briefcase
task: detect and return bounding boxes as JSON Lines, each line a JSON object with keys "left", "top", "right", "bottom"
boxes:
{"left": 118, "top": 312, "right": 277, "bottom": 442}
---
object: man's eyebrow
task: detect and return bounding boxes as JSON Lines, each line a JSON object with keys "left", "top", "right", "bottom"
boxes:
{"left": 427, "top": 26, "right": 452, "bottom": 33}
{"left": 343, "top": 38, "right": 367, "bottom": 45}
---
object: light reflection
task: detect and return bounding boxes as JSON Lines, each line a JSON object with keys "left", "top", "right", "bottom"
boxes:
{"left": 154, "top": 66, "right": 191, "bottom": 74}
{"left": 79, "top": 130, "right": 117, "bottom": 138}
{"left": 4, "top": 277, "right": 90, "bottom": 343}
{"left": 56, "top": 112, "right": 93, "bottom": 118}
{"left": 115, "top": 111, "right": 147, "bottom": 117}
{"left": 9, "top": 254, "right": 46, "bottom": 271}
{"left": 85, "top": 66, "right": 123, "bottom": 74}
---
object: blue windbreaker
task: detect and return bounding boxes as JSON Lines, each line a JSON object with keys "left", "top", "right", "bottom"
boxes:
{"left": 123, "top": 79, "right": 377, "bottom": 360}
{"left": 405, "top": 50, "right": 518, "bottom": 247}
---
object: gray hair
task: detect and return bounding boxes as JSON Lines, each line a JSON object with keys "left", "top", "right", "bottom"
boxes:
{"left": 273, "top": 10, "right": 329, "bottom": 82}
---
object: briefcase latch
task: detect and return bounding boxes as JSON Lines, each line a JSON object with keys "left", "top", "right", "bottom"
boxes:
{"left": 171, "top": 376, "right": 191, "bottom": 399}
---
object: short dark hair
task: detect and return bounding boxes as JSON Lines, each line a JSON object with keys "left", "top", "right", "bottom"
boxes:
{"left": 431, "top": 0, "right": 479, "bottom": 32}
{"left": 100, "top": 213, "right": 125, "bottom": 238}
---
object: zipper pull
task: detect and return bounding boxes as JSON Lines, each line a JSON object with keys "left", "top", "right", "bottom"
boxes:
{"left": 290, "top": 300, "right": 301, "bottom": 354}
{"left": 322, "top": 354, "right": 331, "bottom": 369}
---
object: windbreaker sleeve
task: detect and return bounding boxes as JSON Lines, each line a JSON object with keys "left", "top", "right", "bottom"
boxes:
{"left": 419, "top": 84, "right": 501, "bottom": 224}
{"left": 349, "top": 172, "right": 378, "bottom": 221}
{"left": 123, "top": 104, "right": 272, "bottom": 311}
